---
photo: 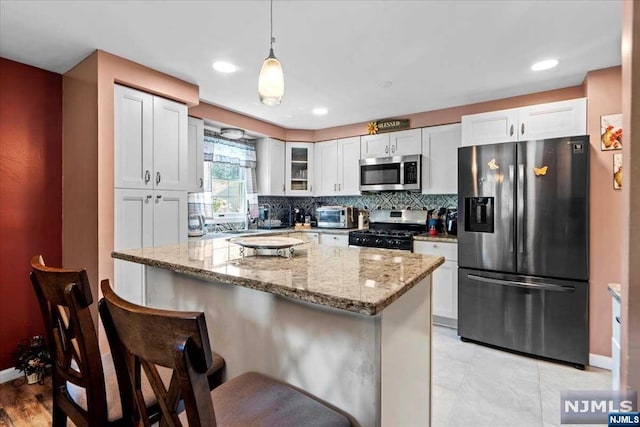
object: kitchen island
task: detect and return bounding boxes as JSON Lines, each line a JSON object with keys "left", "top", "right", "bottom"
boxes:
{"left": 113, "top": 235, "right": 444, "bottom": 426}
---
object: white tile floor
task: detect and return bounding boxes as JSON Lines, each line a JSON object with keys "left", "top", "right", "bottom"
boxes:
{"left": 432, "top": 326, "right": 611, "bottom": 427}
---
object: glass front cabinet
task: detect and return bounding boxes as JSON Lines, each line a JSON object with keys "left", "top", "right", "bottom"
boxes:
{"left": 285, "top": 142, "right": 314, "bottom": 195}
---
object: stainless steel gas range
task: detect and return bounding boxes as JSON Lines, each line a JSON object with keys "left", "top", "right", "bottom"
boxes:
{"left": 348, "top": 209, "right": 428, "bottom": 251}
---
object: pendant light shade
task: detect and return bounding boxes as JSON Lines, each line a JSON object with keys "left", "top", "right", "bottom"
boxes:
{"left": 258, "top": 0, "right": 284, "bottom": 105}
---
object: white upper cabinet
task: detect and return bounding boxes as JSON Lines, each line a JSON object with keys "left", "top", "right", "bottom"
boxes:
{"left": 361, "top": 129, "right": 421, "bottom": 158}
{"left": 461, "top": 108, "right": 518, "bottom": 146}
{"left": 315, "top": 140, "right": 339, "bottom": 196}
{"left": 152, "top": 96, "right": 188, "bottom": 190}
{"left": 337, "top": 136, "right": 361, "bottom": 195}
{"left": 389, "top": 128, "right": 422, "bottom": 156}
{"left": 518, "top": 98, "right": 587, "bottom": 141}
{"left": 256, "top": 138, "right": 286, "bottom": 196}
{"left": 461, "top": 98, "right": 587, "bottom": 146}
{"left": 114, "top": 84, "right": 188, "bottom": 190}
{"left": 187, "top": 117, "right": 204, "bottom": 192}
{"left": 360, "top": 133, "right": 390, "bottom": 158}
{"left": 422, "top": 124, "right": 461, "bottom": 195}
{"left": 286, "top": 142, "right": 314, "bottom": 195}
{"left": 314, "top": 137, "right": 361, "bottom": 197}
{"left": 114, "top": 85, "right": 153, "bottom": 189}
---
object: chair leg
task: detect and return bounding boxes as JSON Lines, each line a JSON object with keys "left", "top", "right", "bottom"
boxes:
{"left": 52, "top": 405, "right": 67, "bottom": 427}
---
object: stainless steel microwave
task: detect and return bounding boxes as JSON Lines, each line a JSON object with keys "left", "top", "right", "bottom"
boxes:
{"left": 359, "top": 155, "right": 421, "bottom": 192}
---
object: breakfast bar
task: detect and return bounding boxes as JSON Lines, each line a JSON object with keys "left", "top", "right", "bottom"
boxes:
{"left": 112, "top": 235, "right": 444, "bottom": 427}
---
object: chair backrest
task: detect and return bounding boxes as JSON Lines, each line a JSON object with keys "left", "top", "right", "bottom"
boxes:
{"left": 29, "top": 255, "right": 109, "bottom": 424}
{"left": 99, "top": 279, "right": 216, "bottom": 427}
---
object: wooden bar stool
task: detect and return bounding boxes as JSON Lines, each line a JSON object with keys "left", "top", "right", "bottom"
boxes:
{"left": 99, "top": 279, "right": 352, "bottom": 427}
{"left": 29, "top": 255, "right": 225, "bottom": 426}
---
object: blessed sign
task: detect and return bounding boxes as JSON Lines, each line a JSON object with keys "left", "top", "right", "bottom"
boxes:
{"left": 367, "top": 119, "right": 410, "bottom": 134}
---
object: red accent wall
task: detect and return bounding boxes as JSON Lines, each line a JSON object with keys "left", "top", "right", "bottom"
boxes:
{"left": 0, "top": 58, "right": 62, "bottom": 370}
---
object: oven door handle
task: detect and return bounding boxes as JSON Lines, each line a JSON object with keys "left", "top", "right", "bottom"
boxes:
{"left": 467, "top": 274, "right": 574, "bottom": 292}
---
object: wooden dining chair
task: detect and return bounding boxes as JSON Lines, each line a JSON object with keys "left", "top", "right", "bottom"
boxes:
{"left": 99, "top": 279, "right": 352, "bottom": 427}
{"left": 29, "top": 255, "right": 225, "bottom": 426}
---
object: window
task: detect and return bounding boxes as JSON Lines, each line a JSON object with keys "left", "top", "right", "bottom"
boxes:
{"left": 209, "top": 162, "right": 245, "bottom": 214}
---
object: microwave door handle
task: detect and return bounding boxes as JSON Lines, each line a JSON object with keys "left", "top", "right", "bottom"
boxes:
{"left": 399, "top": 162, "right": 404, "bottom": 185}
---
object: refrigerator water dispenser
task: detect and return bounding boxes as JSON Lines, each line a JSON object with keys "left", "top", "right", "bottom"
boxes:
{"left": 464, "top": 197, "right": 494, "bottom": 233}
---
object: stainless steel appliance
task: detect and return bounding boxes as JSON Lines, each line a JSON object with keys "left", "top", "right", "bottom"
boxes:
{"left": 348, "top": 209, "right": 427, "bottom": 251}
{"left": 188, "top": 214, "right": 206, "bottom": 237}
{"left": 359, "top": 155, "right": 421, "bottom": 192}
{"left": 316, "top": 206, "right": 357, "bottom": 229}
{"left": 457, "top": 135, "right": 589, "bottom": 367}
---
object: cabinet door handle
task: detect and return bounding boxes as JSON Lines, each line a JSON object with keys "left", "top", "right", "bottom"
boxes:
{"left": 616, "top": 316, "right": 621, "bottom": 324}
{"left": 199, "top": 177, "right": 203, "bottom": 188}
{"left": 521, "top": 123, "right": 525, "bottom": 135}
{"left": 310, "top": 184, "right": 312, "bottom": 192}
{"left": 334, "top": 183, "right": 337, "bottom": 191}
{"left": 509, "top": 124, "right": 514, "bottom": 136}
{"left": 146, "top": 194, "right": 152, "bottom": 199}
{"left": 156, "top": 172, "right": 161, "bottom": 185}
{"left": 391, "top": 145, "right": 395, "bottom": 154}
{"left": 156, "top": 194, "right": 162, "bottom": 199}
{"left": 338, "top": 183, "right": 341, "bottom": 191}
{"left": 385, "top": 146, "right": 388, "bottom": 154}
{"left": 144, "top": 170, "right": 151, "bottom": 184}
{"left": 282, "top": 184, "right": 285, "bottom": 193}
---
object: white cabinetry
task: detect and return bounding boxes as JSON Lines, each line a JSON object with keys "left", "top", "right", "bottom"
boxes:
{"left": 114, "top": 189, "right": 187, "bottom": 304}
{"left": 461, "top": 98, "right": 587, "bottom": 146}
{"left": 414, "top": 241, "right": 458, "bottom": 326}
{"left": 256, "top": 138, "right": 286, "bottom": 196}
{"left": 286, "top": 142, "right": 314, "bottom": 195}
{"left": 612, "top": 293, "right": 621, "bottom": 390}
{"left": 320, "top": 233, "right": 349, "bottom": 247}
{"left": 187, "top": 117, "right": 204, "bottom": 192}
{"left": 361, "top": 129, "right": 421, "bottom": 158}
{"left": 114, "top": 84, "right": 188, "bottom": 190}
{"left": 314, "top": 137, "right": 361, "bottom": 196}
{"left": 421, "top": 124, "right": 461, "bottom": 195}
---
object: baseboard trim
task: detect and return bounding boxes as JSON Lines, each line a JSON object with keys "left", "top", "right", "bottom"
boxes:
{"left": 0, "top": 367, "right": 23, "bottom": 384}
{"left": 589, "top": 353, "right": 612, "bottom": 370}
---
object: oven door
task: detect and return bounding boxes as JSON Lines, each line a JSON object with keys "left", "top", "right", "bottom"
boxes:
{"left": 317, "top": 209, "right": 344, "bottom": 228}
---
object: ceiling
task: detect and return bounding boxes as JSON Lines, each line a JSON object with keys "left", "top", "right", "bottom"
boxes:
{"left": 0, "top": 1, "right": 623, "bottom": 130}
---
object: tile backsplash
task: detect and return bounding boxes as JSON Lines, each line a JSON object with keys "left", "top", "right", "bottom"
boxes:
{"left": 258, "top": 193, "right": 457, "bottom": 221}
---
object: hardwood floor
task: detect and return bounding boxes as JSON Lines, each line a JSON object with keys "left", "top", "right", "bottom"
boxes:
{"left": 0, "top": 376, "right": 52, "bottom": 427}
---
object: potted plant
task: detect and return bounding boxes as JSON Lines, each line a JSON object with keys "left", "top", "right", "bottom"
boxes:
{"left": 13, "top": 335, "right": 51, "bottom": 384}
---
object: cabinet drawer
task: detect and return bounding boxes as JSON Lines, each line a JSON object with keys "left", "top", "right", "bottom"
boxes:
{"left": 321, "top": 233, "right": 348, "bottom": 247}
{"left": 414, "top": 241, "right": 457, "bottom": 261}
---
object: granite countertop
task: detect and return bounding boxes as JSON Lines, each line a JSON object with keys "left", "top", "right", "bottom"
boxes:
{"left": 113, "top": 236, "right": 444, "bottom": 316}
{"left": 608, "top": 283, "right": 621, "bottom": 302}
{"left": 413, "top": 234, "right": 458, "bottom": 243}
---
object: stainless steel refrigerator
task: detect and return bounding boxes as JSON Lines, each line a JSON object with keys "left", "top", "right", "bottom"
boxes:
{"left": 457, "top": 136, "right": 589, "bottom": 368}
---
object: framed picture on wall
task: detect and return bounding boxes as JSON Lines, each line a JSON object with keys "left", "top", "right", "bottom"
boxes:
{"left": 613, "top": 153, "right": 622, "bottom": 190}
{"left": 601, "top": 114, "right": 622, "bottom": 150}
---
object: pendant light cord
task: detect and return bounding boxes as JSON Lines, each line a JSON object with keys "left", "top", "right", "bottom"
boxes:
{"left": 270, "top": 0, "right": 274, "bottom": 49}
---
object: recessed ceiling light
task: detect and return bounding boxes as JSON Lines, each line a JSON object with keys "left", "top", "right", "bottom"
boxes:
{"left": 531, "top": 59, "right": 558, "bottom": 71}
{"left": 312, "top": 107, "right": 328, "bottom": 115}
{"left": 212, "top": 61, "right": 237, "bottom": 73}
{"left": 382, "top": 81, "right": 393, "bottom": 88}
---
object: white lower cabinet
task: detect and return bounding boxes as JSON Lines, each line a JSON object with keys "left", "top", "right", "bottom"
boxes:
{"left": 114, "top": 188, "right": 187, "bottom": 304}
{"left": 612, "top": 295, "right": 621, "bottom": 390}
{"left": 320, "top": 233, "right": 349, "bottom": 247}
{"left": 414, "top": 241, "right": 458, "bottom": 326}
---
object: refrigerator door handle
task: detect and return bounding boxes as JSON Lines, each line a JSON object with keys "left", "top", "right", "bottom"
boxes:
{"left": 509, "top": 164, "right": 515, "bottom": 253}
{"left": 467, "top": 274, "right": 574, "bottom": 292}
{"left": 517, "top": 163, "right": 525, "bottom": 254}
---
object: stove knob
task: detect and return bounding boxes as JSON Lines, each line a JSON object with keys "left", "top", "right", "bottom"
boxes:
{"left": 375, "top": 238, "right": 383, "bottom": 245}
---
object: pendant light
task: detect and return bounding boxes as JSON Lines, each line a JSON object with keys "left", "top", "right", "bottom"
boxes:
{"left": 258, "top": 0, "right": 284, "bottom": 106}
